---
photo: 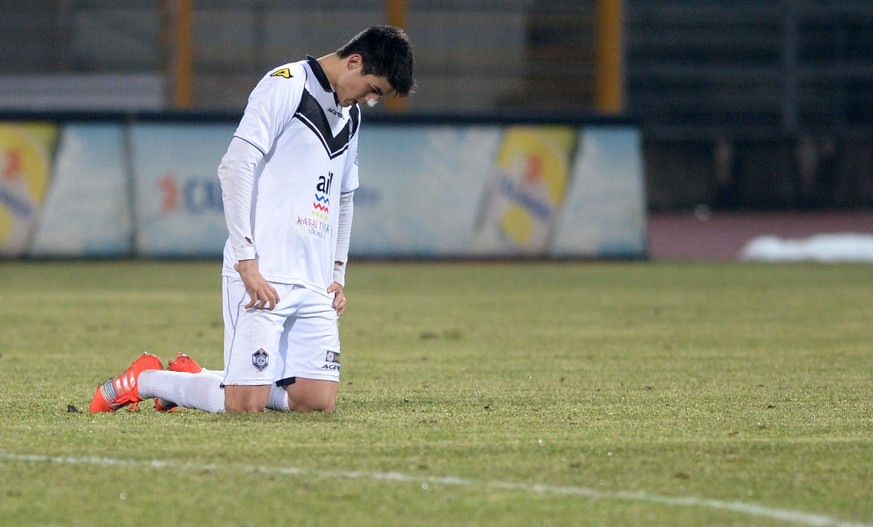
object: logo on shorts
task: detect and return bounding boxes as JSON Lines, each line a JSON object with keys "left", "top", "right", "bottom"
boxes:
{"left": 252, "top": 348, "right": 270, "bottom": 371}
{"left": 322, "top": 350, "right": 340, "bottom": 371}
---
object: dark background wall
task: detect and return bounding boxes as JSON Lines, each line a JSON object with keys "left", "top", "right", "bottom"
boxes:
{"left": 2, "top": 0, "right": 872, "bottom": 211}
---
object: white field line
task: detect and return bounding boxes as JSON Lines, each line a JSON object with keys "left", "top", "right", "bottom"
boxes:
{"left": 1, "top": 451, "right": 870, "bottom": 527}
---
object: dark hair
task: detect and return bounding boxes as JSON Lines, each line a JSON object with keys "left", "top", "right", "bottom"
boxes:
{"left": 337, "top": 25, "right": 416, "bottom": 97}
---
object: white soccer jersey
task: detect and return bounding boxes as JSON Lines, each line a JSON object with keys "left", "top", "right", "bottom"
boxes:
{"left": 221, "top": 56, "right": 360, "bottom": 295}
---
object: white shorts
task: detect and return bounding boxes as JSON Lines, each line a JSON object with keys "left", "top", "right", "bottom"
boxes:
{"left": 222, "top": 276, "right": 341, "bottom": 386}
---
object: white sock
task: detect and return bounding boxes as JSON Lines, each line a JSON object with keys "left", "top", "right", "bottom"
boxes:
{"left": 267, "top": 383, "right": 289, "bottom": 411}
{"left": 139, "top": 370, "right": 226, "bottom": 413}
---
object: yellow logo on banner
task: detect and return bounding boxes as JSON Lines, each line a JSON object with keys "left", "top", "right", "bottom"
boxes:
{"left": 476, "top": 126, "right": 577, "bottom": 253}
{"left": 0, "top": 123, "right": 57, "bottom": 255}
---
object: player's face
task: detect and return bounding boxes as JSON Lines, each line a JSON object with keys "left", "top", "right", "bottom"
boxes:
{"left": 337, "top": 55, "right": 394, "bottom": 108}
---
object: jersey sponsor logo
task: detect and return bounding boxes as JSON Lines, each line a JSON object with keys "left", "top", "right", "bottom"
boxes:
{"left": 315, "top": 172, "right": 333, "bottom": 202}
{"left": 296, "top": 216, "right": 330, "bottom": 240}
{"left": 313, "top": 194, "right": 329, "bottom": 213}
{"left": 312, "top": 171, "right": 333, "bottom": 215}
{"left": 270, "top": 68, "right": 292, "bottom": 79}
{"left": 251, "top": 348, "right": 270, "bottom": 371}
{"left": 316, "top": 171, "right": 334, "bottom": 194}
{"left": 296, "top": 170, "right": 333, "bottom": 240}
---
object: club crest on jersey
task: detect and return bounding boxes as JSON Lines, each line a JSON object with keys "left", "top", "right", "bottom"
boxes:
{"left": 252, "top": 349, "right": 270, "bottom": 371}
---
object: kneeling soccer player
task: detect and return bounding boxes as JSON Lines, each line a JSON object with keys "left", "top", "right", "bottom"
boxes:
{"left": 88, "top": 25, "right": 415, "bottom": 413}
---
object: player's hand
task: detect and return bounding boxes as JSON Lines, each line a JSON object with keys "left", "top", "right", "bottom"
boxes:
{"left": 328, "top": 282, "right": 347, "bottom": 316}
{"left": 234, "top": 259, "right": 279, "bottom": 310}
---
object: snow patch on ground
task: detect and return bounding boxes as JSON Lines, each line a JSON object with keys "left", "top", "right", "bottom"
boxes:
{"left": 740, "top": 233, "right": 873, "bottom": 262}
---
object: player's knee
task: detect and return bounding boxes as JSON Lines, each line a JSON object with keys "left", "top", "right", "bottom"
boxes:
{"left": 224, "top": 385, "right": 269, "bottom": 413}
{"left": 289, "top": 392, "right": 336, "bottom": 413}
{"left": 225, "top": 399, "right": 267, "bottom": 413}
{"left": 287, "top": 382, "right": 337, "bottom": 413}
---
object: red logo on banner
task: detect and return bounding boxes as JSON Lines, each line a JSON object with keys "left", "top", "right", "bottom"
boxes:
{"left": 159, "top": 173, "right": 180, "bottom": 215}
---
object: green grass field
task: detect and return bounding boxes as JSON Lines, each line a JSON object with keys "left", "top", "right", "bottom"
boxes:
{"left": 0, "top": 260, "right": 870, "bottom": 527}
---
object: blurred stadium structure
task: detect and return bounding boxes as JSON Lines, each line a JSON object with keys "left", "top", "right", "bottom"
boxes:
{"left": 2, "top": 0, "right": 872, "bottom": 214}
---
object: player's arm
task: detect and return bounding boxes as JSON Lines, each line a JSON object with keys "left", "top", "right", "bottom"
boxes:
{"left": 221, "top": 64, "right": 301, "bottom": 310}
{"left": 330, "top": 105, "right": 360, "bottom": 317}
{"left": 328, "top": 191, "right": 354, "bottom": 316}
{"left": 217, "top": 137, "right": 279, "bottom": 310}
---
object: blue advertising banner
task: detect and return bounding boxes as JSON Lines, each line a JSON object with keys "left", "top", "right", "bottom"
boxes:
{"left": 550, "top": 127, "right": 646, "bottom": 257}
{"left": 128, "top": 123, "right": 232, "bottom": 257}
{"left": 354, "top": 125, "right": 502, "bottom": 256}
{"left": 30, "top": 123, "right": 131, "bottom": 256}
{"left": 16, "top": 118, "right": 645, "bottom": 260}
{"left": 356, "top": 123, "right": 645, "bottom": 258}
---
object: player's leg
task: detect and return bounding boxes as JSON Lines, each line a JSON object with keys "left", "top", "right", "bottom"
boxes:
{"left": 154, "top": 352, "right": 207, "bottom": 411}
{"left": 287, "top": 378, "right": 338, "bottom": 412}
{"left": 275, "top": 286, "right": 342, "bottom": 413}
{"left": 266, "top": 382, "right": 290, "bottom": 411}
{"left": 139, "top": 369, "right": 226, "bottom": 412}
{"left": 222, "top": 276, "right": 290, "bottom": 413}
{"left": 224, "top": 385, "right": 271, "bottom": 412}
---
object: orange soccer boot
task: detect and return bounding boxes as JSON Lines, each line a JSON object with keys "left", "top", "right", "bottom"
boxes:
{"left": 89, "top": 352, "right": 163, "bottom": 413}
{"left": 154, "top": 353, "right": 204, "bottom": 412}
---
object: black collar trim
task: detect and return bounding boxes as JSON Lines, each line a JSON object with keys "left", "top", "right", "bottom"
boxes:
{"left": 306, "top": 55, "right": 333, "bottom": 93}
